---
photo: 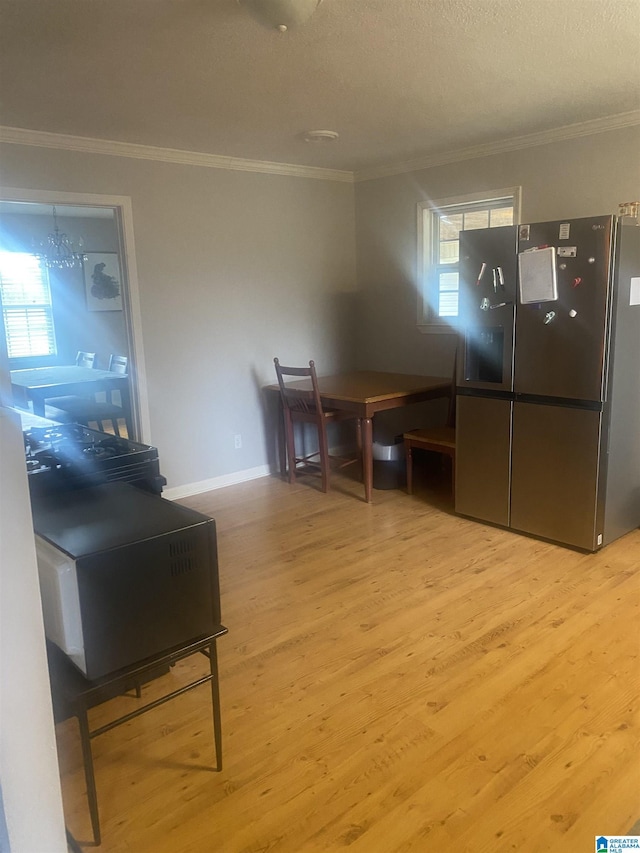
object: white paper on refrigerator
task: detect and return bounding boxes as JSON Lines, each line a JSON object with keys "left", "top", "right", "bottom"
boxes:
{"left": 518, "top": 246, "right": 558, "bottom": 304}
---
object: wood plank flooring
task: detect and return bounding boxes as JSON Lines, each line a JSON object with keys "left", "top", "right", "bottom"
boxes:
{"left": 55, "top": 464, "right": 640, "bottom": 852}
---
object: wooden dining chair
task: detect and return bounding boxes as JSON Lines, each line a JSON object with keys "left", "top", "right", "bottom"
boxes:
{"left": 46, "top": 355, "right": 131, "bottom": 437}
{"left": 274, "top": 358, "right": 361, "bottom": 493}
{"left": 403, "top": 352, "right": 457, "bottom": 497}
{"left": 108, "top": 354, "right": 128, "bottom": 374}
{"left": 76, "top": 351, "right": 96, "bottom": 369}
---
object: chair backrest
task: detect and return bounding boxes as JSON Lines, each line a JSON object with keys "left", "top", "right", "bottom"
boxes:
{"left": 274, "top": 358, "right": 324, "bottom": 416}
{"left": 108, "top": 354, "right": 128, "bottom": 374}
{"left": 76, "top": 351, "right": 96, "bottom": 368}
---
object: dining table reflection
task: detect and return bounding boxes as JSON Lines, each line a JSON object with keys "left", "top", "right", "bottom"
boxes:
{"left": 10, "top": 364, "right": 131, "bottom": 432}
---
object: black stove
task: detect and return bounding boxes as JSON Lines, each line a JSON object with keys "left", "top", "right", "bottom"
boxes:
{"left": 24, "top": 423, "right": 166, "bottom": 496}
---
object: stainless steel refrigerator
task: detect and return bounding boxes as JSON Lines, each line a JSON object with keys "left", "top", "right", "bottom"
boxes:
{"left": 455, "top": 215, "right": 640, "bottom": 551}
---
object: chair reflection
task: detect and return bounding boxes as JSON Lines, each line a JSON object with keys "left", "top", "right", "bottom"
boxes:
{"left": 46, "top": 354, "right": 131, "bottom": 437}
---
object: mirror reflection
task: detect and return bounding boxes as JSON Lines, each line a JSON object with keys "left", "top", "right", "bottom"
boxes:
{"left": 0, "top": 201, "right": 137, "bottom": 439}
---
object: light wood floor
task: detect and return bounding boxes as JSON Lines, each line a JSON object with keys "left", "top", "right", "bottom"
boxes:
{"left": 56, "top": 461, "right": 640, "bottom": 852}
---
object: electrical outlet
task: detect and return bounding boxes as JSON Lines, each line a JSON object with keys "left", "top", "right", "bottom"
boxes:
{"left": 234, "top": 434, "right": 242, "bottom": 449}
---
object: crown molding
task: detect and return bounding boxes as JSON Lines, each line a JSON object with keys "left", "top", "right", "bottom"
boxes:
{"left": 0, "top": 126, "right": 354, "bottom": 183}
{"left": 2, "top": 109, "right": 638, "bottom": 186}
{"left": 354, "top": 110, "right": 640, "bottom": 182}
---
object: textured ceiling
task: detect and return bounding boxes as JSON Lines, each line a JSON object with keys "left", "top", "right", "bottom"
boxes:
{"left": 0, "top": 0, "right": 638, "bottom": 174}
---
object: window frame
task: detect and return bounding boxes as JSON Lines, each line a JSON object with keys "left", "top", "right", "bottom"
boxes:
{"left": 417, "top": 186, "right": 521, "bottom": 333}
{"left": 0, "top": 251, "right": 58, "bottom": 361}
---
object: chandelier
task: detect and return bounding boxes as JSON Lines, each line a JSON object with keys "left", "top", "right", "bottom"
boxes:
{"left": 34, "top": 206, "right": 86, "bottom": 269}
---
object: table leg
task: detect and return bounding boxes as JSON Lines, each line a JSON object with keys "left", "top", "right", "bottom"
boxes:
{"left": 208, "top": 640, "right": 223, "bottom": 771}
{"left": 11, "top": 385, "right": 29, "bottom": 410}
{"left": 66, "top": 827, "right": 83, "bottom": 853}
{"left": 278, "top": 399, "right": 287, "bottom": 477}
{"left": 362, "top": 417, "right": 373, "bottom": 503}
{"left": 30, "top": 391, "right": 46, "bottom": 418}
{"left": 77, "top": 705, "right": 101, "bottom": 845}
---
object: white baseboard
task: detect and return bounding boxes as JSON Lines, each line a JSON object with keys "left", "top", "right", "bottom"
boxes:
{"left": 162, "top": 464, "right": 272, "bottom": 501}
{"left": 163, "top": 441, "right": 355, "bottom": 502}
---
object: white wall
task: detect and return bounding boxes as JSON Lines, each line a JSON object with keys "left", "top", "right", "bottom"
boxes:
{"left": 1, "top": 285, "right": 66, "bottom": 851}
{"left": 354, "top": 124, "right": 640, "bottom": 378}
{"left": 0, "top": 405, "right": 67, "bottom": 853}
{"left": 0, "top": 143, "right": 357, "bottom": 492}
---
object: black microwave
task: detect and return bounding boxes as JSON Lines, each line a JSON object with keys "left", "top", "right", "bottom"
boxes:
{"left": 31, "top": 482, "right": 221, "bottom": 680}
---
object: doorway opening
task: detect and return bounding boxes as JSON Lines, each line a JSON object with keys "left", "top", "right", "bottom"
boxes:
{"left": 0, "top": 188, "right": 150, "bottom": 441}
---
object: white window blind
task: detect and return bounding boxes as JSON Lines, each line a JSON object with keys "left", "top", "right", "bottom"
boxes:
{"left": 0, "top": 251, "right": 57, "bottom": 358}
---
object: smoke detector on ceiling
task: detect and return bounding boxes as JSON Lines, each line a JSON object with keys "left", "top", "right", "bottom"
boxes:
{"left": 238, "top": 0, "right": 323, "bottom": 32}
{"left": 301, "top": 130, "right": 339, "bottom": 143}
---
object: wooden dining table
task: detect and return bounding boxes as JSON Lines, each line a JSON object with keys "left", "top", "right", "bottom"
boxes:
{"left": 10, "top": 365, "right": 130, "bottom": 421}
{"left": 268, "top": 370, "right": 451, "bottom": 503}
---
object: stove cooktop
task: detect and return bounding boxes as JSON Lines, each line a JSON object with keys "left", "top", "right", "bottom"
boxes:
{"left": 24, "top": 423, "right": 166, "bottom": 495}
{"left": 25, "top": 423, "right": 152, "bottom": 471}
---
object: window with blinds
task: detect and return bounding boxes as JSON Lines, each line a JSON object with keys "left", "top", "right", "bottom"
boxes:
{"left": 418, "top": 187, "right": 520, "bottom": 329}
{"left": 0, "top": 251, "right": 57, "bottom": 358}
{"left": 431, "top": 200, "right": 514, "bottom": 318}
